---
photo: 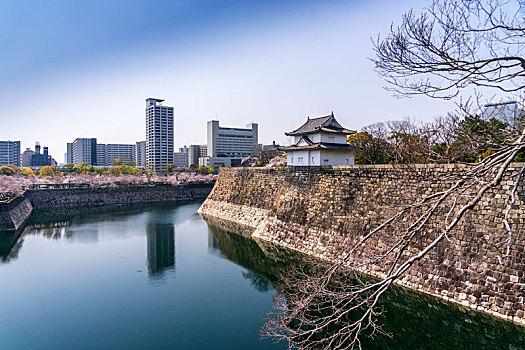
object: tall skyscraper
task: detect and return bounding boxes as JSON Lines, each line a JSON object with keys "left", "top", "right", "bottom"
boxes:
{"left": 0, "top": 141, "right": 20, "bottom": 166}
{"left": 145, "top": 98, "right": 174, "bottom": 173}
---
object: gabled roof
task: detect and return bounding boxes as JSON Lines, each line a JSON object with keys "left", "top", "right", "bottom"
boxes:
{"left": 285, "top": 112, "right": 355, "bottom": 136}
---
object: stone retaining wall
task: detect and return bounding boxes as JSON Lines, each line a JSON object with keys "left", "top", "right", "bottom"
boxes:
{"left": 0, "top": 183, "right": 214, "bottom": 232}
{"left": 26, "top": 183, "right": 213, "bottom": 209}
{"left": 198, "top": 165, "right": 525, "bottom": 326}
{"left": 0, "top": 196, "right": 33, "bottom": 232}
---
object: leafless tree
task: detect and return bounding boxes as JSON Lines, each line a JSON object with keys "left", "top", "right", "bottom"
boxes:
{"left": 263, "top": 1, "right": 525, "bottom": 349}
{"left": 373, "top": 0, "right": 525, "bottom": 99}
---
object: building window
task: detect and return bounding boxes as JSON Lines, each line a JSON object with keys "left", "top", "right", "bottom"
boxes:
{"left": 346, "top": 159, "right": 349, "bottom": 164}
{"left": 329, "top": 136, "right": 334, "bottom": 142}
{"left": 298, "top": 157, "right": 303, "bottom": 163}
{"left": 311, "top": 156, "right": 315, "bottom": 164}
{"left": 324, "top": 159, "right": 329, "bottom": 165}
{"left": 291, "top": 157, "right": 294, "bottom": 163}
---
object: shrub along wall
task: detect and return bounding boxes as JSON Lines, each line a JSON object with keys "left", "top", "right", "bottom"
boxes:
{"left": 198, "top": 165, "right": 525, "bottom": 326}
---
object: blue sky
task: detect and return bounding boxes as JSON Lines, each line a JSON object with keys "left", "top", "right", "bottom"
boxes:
{"left": 0, "top": 0, "right": 455, "bottom": 162}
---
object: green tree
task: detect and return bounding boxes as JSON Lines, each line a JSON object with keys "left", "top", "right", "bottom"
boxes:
{"left": 61, "top": 164, "right": 75, "bottom": 173}
{"left": 453, "top": 115, "right": 509, "bottom": 163}
{"left": 197, "top": 165, "right": 212, "bottom": 175}
{"left": 166, "top": 163, "right": 176, "bottom": 174}
{"left": 94, "top": 167, "right": 107, "bottom": 175}
{"left": 18, "top": 167, "right": 35, "bottom": 176}
{"left": 39, "top": 165, "right": 54, "bottom": 178}
{"left": 0, "top": 165, "right": 15, "bottom": 176}
{"left": 74, "top": 163, "right": 94, "bottom": 174}
{"left": 347, "top": 131, "right": 390, "bottom": 164}
{"left": 111, "top": 158, "right": 123, "bottom": 166}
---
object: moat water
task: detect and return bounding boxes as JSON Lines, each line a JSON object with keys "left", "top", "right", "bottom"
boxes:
{"left": 0, "top": 199, "right": 524, "bottom": 350}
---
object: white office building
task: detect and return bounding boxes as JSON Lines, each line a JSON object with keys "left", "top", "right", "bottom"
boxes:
{"left": 145, "top": 98, "right": 174, "bottom": 173}
{"left": 200, "top": 120, "right": 258, "bottom": 169}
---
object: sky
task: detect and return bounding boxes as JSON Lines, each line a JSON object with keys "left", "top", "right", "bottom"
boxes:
{"left": 0, "top": 0, "right": 457, "bottom": 162}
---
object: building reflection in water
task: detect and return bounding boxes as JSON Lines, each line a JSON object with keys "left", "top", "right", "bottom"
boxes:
{"left": 207, "top": 231, "right": 218, "bottom": 250}
{"left": 146, "top": 223, "right": 175, "bottom": 280}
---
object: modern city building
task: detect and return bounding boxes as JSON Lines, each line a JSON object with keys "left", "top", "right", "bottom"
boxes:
{"left": 482, "top": 101, "right": 522, "bottom": 126}
{"left": 147, "top": 223, "right": 175, "bottom": 278}
{"left": 67, "top": 138, "right": 97, "bottom": 165}
{"left": 30, "top": 143, "right": 55, "bottom": 167}
{"left": 0, "top": 141, "right": 20, "bottom": 167}
{"left": 22, "top": 148, "right": 36, "bottom": 167}
{"left": 96, "top": 144, "right": 106, "bottom": 167}
{"left": 145, "top": 98, "right": 174, "bottom": 173}
{"left": 104, "top": 144, "right": 134, "bottom": 165}
{"left": 66, "top": 143, "right": 73, "bottom": 164}
{"left": 206, "top": 120, "right": 258, "bottom": 158}
{"left": 134, "top": 141, "right": 146, "bottom": 168}
{"left": 173, "top": 146, "right": 189, "bottom": 168}
{"left": 188, "top": 144, "right": 207, "bottom": 167}
{"left": 284, "top": 113, "right": 358, "bottom": 166}
{"left": 199, "top": 120, "right": 258, "bottom": 170}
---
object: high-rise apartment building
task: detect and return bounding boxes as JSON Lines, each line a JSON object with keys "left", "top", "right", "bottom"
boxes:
{"left": 145, "top": 98, "right": 174, "bottom": 173}
{"left": 67, "top": 138, "right": 97, "bottom": 165}
{"left": 134, "top": 141, "right": 146, "bottom": 168}
{"left": 0, "top": 141, "right": 20, "bottom": 166}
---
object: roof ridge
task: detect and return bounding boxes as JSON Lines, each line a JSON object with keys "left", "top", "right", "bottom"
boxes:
{"left": 308, "top": 114, "right": 332, "bottom": 121}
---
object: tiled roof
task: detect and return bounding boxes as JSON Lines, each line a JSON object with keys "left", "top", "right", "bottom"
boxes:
{"left": 284, "top": 142, "right": 361, "bottom": 151}
{"left": 285, "top": 113, "right": 355, "bottom": 136}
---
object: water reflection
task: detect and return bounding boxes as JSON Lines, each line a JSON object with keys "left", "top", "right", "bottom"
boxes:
{"left": 204, "top": 215, "right": 301, "bottom": 286}
{"left": 0, "top": 230, "right": 24, "bottom": 263}
{"left": 202, "top": 215, "right": 525, "bottom": 350}
{"left": 207, "top": 231, "right": 218, "bottom": 250}
{"left": 146, "top": 223, "right": 175, "bottom": 280}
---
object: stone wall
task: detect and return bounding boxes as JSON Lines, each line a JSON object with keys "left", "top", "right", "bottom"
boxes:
{"left": 0, "top": 196, "right": 33, "bottom": 232}
{"left": 0, "top": 183, "right": 214, "bottom": 232}
{"left": 26, "top": 183, "right": 213, "bottom": 209}
{"left": 198, "top": 165, "right": 525, "bottom": 326}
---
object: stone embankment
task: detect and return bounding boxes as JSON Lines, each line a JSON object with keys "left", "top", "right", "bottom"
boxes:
{"left": 198, "top": 165, "right": 525, "bottom": 326}
{"left": 0, "top": 196, "right": 33, "bottom": 232}
{"left": 0, "top": 183, "right": 214, "bottom": 232}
